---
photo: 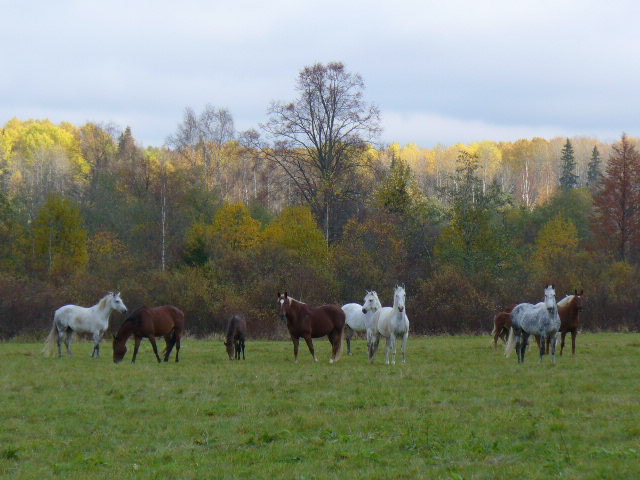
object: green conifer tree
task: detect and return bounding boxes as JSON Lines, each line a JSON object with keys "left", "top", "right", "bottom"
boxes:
{"left": 586, "top": 145, "right": 601, "bottom": 188}
{"left": 559, "top": 138, "right": 578, "bottom": 190}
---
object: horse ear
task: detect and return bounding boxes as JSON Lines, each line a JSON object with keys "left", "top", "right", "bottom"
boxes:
{"left": 574, "top": 289, "right": 578, "bottom": 295}
{"left": 277, "top": 292, "right": 280, "bottom": 298}
{"left": 580, "top": 289, "right": 584, "bottom": 295}
{"left": 284, "top": 291, "right": 288, "bottom": 298}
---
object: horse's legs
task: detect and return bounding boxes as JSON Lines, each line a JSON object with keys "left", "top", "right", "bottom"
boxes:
{"left": 560, "top": 331, "right": 566, "bottom": 355}
{"left": 132, "top": 337, "right": 142, "bottom": 363}
{"left": 368, "top": 333, "right": 379, "bottom": 363}
{"left": 384, "top": 335, "right": 392, "bottom": 365}
{"left": 550, "top": 332, "right": 558, "bottom": 363}
{"left": 91, "top": 331, "right": 103, "bottom": 358}
{"left": 539, "top": 334, "right": 546, "bottom": 362}
{"left": 174, "top": 335, "right": 181, "bottom": 362}
{"left": 163, "top": 334, "right": 176, "bottom": 362}
{"left": 303, "top": 335, "right": 317, "bottom": 362}
{"left": 148, "top": 336, "right": 162, "bottom": 363}
{"left": 64, "top": 329, "right": 73, "bottom": 356}
{"left": 520, "top": 332, "right": 529, "bottom": 363}
{"left": 291, "top": 335, "right": 300, "bottom": 362}
{"left": 515, "top": 329, "right": 523, "bottom": 363}
{"left": 401, "top": 331, "right": 408, "bottom": 363}
{"left": 345, "top": 325, "right": 354, "bottom": 355}
{"left": 328, "top": 331, "right": 339, "bottom": 363}
{"left": 571, "top": 330, "right": 576, "bottom": 355}
{"left": 56, "top": 327, "right": 64, "bottom": 358}
{"left": 390, "top": 334, "right": 397, "bottom": 365}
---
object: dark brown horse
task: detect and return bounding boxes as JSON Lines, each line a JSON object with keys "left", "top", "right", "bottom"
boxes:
{"left": 537, "top": 290, "right": 584, "bottom": 355}
{"left": 278, "top": 292, "right": 345, "bottom": 363}
{"left": 225, "top": 314, "right": 247, "bottom": 360}
{"left": 491, "top": 305, "right": 516, "bottom": 349}
{"left": 112, "top": 305, "right": 185, "bottom": 363}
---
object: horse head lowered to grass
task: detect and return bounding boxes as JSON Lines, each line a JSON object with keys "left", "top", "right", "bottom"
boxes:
{"left": 225, "top": 314, "right": 247, "bottom": 360}
{"left": 113, "top": 305, "right": 185, "bottom": 363}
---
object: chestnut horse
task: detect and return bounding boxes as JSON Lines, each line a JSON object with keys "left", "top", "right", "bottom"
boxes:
{"left": 278, "top": 292, "right": 345, "bottom": 363}
{"left": 491, "top": 304, "right": 516, "bottom": 349}
{"left": 112, "top": 306, "right": 185, "bottom": 363}
{"left": 537, "top": 290, "right": 584, "bottom": 355}
{"left": 225, "top": 314, "right": 247, "bottom": 360}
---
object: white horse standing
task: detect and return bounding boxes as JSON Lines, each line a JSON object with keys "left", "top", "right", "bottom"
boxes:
{"left": 44, "top": 292, "right": 128, "bottom": 358}
{"left": 369, "top": 285, "right": 410, "bottom": 365}
{"left": 342, "top": 291, "right": 382, "bottom": 355}
{"left": 505, "top": 285, "right": 560, "bottom": 363}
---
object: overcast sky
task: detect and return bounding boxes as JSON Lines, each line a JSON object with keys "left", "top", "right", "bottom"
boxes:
{"left": 2, "top": 0, "right": 639, "bottom": 148}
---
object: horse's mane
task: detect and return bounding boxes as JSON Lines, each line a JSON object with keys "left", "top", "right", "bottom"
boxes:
{"left": 557, "top": 295, "right": 575, "bottom": 307}
{"left": 97, "top": 293, "right": 113, "bottom": 310}
{"left": 287, "top": 297, "right": 306, "bottom": 305}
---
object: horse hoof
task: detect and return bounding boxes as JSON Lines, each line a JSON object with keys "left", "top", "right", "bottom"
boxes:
{"left": 329, "top": 358, "right": 334, "bottom": 364}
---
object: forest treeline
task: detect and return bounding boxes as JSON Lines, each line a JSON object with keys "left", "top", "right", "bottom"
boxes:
{"left": 1, "top": 64, "right": 640, "bottom": 339}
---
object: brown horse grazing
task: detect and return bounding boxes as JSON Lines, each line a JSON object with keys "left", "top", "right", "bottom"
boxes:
{"left": 225, "top": 314, "right": 247, "bottom": 360}
{"left": 278, "top": 292, "right": 345, "bottom": 363}
{"left": 537, "top": 290, "right": 584, "bottom": 355}
{"left": 491, "top": 305, "right": 516, "bottom": 349}
{"left": 112, "top": 306, "right": 185, "bottom": 363}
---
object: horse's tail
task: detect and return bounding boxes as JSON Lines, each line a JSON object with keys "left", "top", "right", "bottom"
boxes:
{"left": 504, "top": 327, "right": 516, "bottom": 357}
{"left": 42, "top": 319, "right": 58, "bottom": 357}
{"left": 334, "top": 324, "right": 345, "bottom": 362}
{"left": 162, "top": 329, "right": 178, "bottom": 357}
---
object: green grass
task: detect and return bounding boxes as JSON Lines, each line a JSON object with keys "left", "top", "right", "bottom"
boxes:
{"left": 1, "top": 333, "right": 639, "bottom": 479}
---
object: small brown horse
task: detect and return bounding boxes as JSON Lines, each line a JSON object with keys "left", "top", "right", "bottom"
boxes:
{"left": 558, "top": 290, "right": 584, "bottom": 355}
{"left": 537, "top": 290, "right": 584, "bottom": 355}
{"left": 225, "top": 314, "right": 247, "bottom": 360}
{"left": 113, "top": 305, "right": 185, "bottom": 363}
{"left": 278, "top": 292, "right": 345, "bottom": 363}
{"left": 491, "top": 304, "right": 516, "bottom": 349}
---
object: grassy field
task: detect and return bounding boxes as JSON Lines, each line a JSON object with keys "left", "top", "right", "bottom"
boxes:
{"left": 1, "top": 333, "right": 639, "bottom": 479}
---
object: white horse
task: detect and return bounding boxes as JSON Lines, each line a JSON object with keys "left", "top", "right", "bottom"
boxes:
{"left": 43, "top": 292, "right": 128, "bottom": 358}
{"left": 342, "top": 291, "right": 382, "bottom": 355}
{"left": 369, "top": 285, "right": 410, "bottom": 365}
{"left": 505, "top": 285, "right": 560, "bottom": 364}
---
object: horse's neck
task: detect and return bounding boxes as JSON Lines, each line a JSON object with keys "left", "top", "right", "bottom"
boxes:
{"left": 116, "top": 321, "right": 135, "bottom": 341}
{"left": 289, "top": 300, "right": 308, "bottom": 316}
{"left": 559, "top": 298, "right": 577, "bottom": 316}
{"left": 91, "top": 299, "right": 114, "bottom": 324}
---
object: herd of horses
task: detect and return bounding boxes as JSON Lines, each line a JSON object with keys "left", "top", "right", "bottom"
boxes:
{"left": 42, "top": 284, "right": 583, "bottom": 365}
{"left": 492, "top": 286, "right": 584, "bottom": 362}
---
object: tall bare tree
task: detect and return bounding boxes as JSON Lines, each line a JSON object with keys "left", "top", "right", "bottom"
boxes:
{"left": 260, "top": 62, "right": 380, "bottom": 243}
{"left": 167, "top": 105, "right": 234, "bottom": 191}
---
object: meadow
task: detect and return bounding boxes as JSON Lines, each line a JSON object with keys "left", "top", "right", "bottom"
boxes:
{"left": 1, "top": 333, "right": 639, "bottom": 479}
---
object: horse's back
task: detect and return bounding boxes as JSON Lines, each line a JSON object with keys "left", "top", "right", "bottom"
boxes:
{"left": 227, "top": 314, "right": 247, "bottom": 339}
{"left": 54, "top": 304, "right": 98, "bottom": 332}
{"left": 342, "top": 303, "right": 365, "bottom": 329}
{"left": 311, "top": 304, "right": 345, "bottom": 336}
{"left": 131, "top": 305, "right": 184, "bottom": 335}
